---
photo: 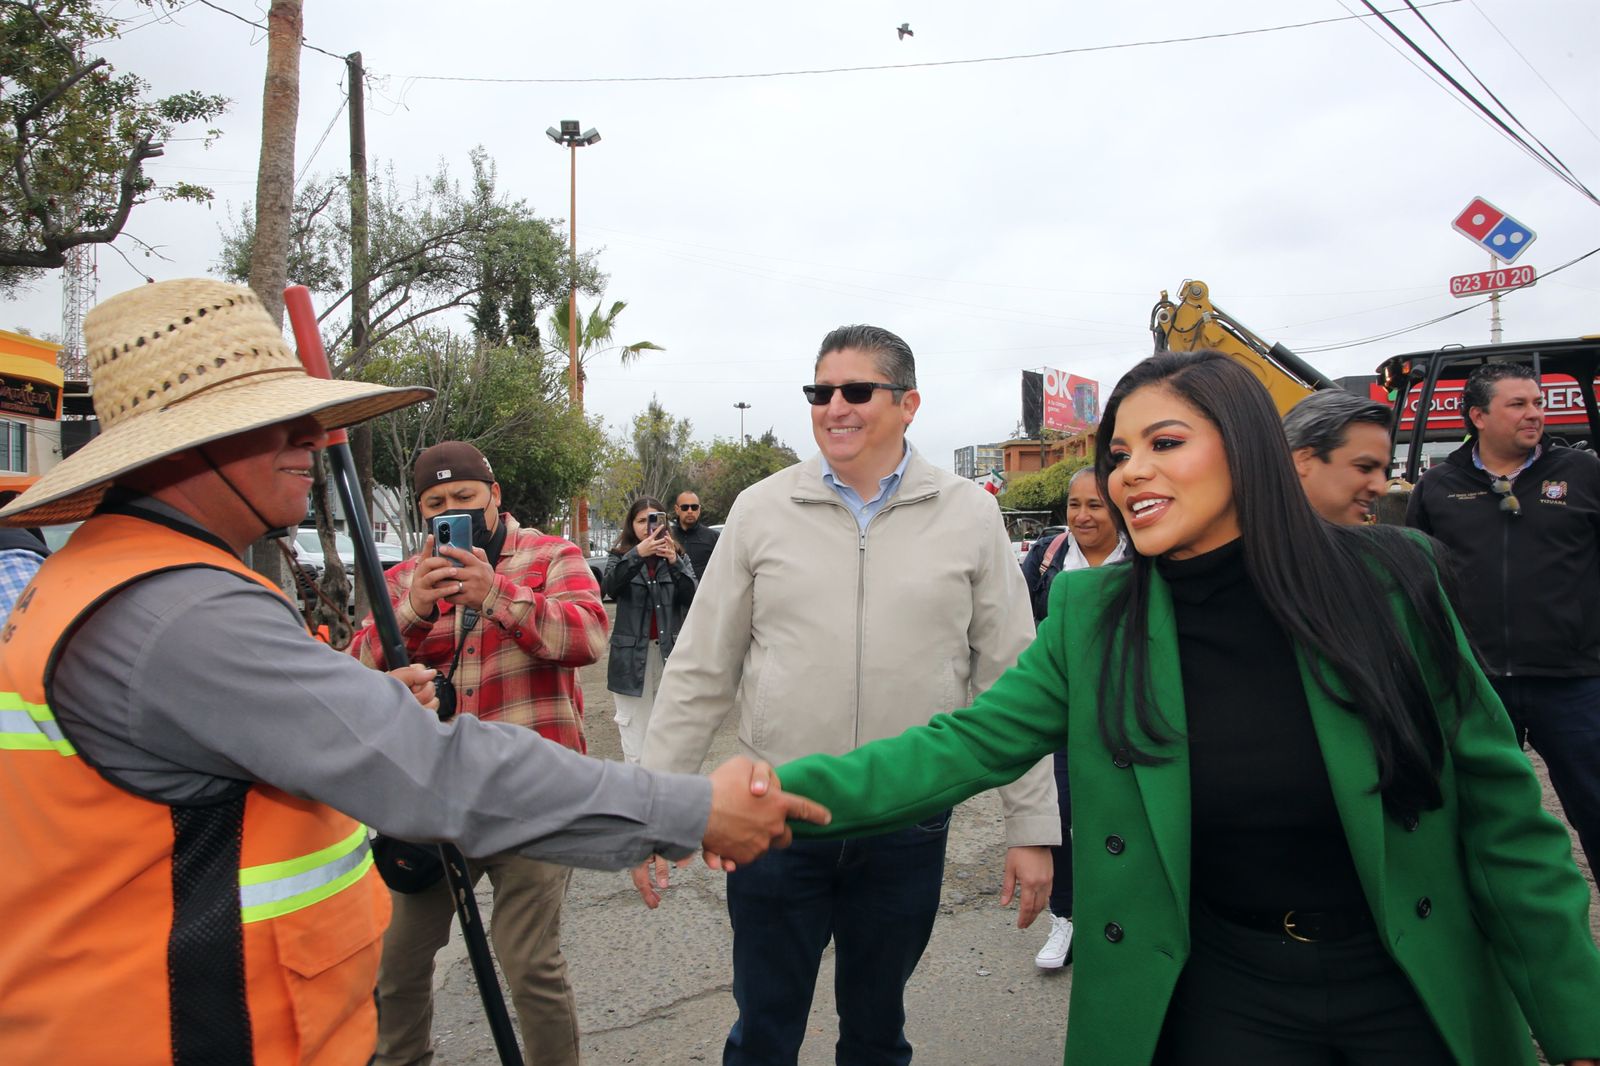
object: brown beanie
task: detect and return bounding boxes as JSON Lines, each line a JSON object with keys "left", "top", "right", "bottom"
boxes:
{"left": 413, "top": 441, "right": 496, "bottom": 495}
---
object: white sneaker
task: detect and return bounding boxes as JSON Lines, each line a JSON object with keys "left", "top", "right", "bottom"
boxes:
{"left": 1035, "top": 913, "right": 1074, "bottom": 969}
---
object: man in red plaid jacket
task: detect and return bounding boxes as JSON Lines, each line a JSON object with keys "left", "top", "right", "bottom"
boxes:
{"left": 351, "top": 440, "right": 606, "bottom": 1066}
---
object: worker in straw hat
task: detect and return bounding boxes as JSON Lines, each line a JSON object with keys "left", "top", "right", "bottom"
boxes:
{"left": 0, "top": 278, "right": 827, "bottom": 1066}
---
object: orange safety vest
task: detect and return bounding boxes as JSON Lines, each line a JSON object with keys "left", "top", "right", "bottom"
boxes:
{"left": 0, "top": 513, "right": 391, "bottom": 1065}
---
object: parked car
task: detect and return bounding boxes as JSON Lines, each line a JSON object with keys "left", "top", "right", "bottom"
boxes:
{"left": 1012, "top": 525, "right": 1068, "bottom": 566}
{"left": 294, "top": 528, "right": 405, "bottom": 575}
{"left": 586, "top": 550, "right": 610, "bottom": 595}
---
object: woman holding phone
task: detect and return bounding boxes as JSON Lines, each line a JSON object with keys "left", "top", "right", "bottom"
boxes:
{"left": 776, "top": 351, "right": 1600, "bottom": 1065}
{"left": 604, "top": 496, "right": 698, "bottom": 762}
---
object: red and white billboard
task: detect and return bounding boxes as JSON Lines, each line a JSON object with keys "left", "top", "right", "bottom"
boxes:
{"left": 1367, "top": 375, "right": 1597, "bottom": 432}
{"left": 1042, "top": 369, "right": 1099, "bottom": 434}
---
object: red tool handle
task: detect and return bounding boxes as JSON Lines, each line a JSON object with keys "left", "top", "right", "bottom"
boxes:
{"left": 283, "top": 285, "right": 348, "bottom": 444}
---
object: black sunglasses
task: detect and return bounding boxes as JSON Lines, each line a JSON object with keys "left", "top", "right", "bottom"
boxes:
{"left": 1490, "top": 477, "right": 1521, "bottom": 517}
{"left": 802, "top": 382, "right": 908, "bottom": 406}
{"left": 678, "top": 503, "right": 700, "bottom": 511}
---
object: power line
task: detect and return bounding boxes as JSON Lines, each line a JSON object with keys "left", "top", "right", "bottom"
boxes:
{"left": 1469, "top": 0, "right": 1600, "bottom": 147}
{"left": 296, "top": 90, "right": 348, "bottom": 186}
{"left": 1296, "top": 245, "right": 1600, "bottom": 353}
{"left": 397, "top": 1, "right": 1462, "bottom": 86}
{"left": 194, "top": 0, "right": 345, "bottom": 61}
{"left": 1399, "top": 0, "right": 1590, "bottom": 192}
{"left": 587, "top": 222, "right": 1440, "bottom": 302}
{"left": 90, "top": 0, "right": 201, "bottom": 42}
{"left": 606, "top": 239, "right": 1144, "bottom": 336}
{"left": 1356, "top": 0, "right": 1600, "bottom": 207}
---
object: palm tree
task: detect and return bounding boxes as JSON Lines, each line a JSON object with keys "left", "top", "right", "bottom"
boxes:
{"left": 246, "top": 0, "right": 302, "bottom": 328}
{"left": 547, "top": 295, "right": 664, "bottom": 401}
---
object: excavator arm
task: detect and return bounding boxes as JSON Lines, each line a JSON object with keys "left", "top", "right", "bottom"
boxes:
{"left": 1151, "top": 279, "right": 1337, "bottom": 414}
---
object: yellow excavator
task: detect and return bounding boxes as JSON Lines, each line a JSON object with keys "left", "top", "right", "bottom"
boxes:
{"left": 1149, "top": 278, "right": 1600, "bottom": 491}
{"left": 1150, "top": 279, "right": 1337, "bottom": 414}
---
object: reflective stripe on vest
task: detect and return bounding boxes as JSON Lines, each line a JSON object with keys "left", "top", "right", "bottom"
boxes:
{"left": 0, "top": 692, "right": 78, "bottom": 756}
{"left": 238, "top": 825, "right": 374, "bottom": 924}
{"left": 1, "top": 689, "right": 373, "bottom": 923}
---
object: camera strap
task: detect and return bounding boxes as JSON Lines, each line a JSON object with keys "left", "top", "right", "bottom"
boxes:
{"left": 446, "top": 607, "right": 480, "bottom": 683}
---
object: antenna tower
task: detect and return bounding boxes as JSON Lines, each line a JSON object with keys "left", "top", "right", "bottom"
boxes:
{"left": 60, "top": 243, "right": 97, "bottom": 379}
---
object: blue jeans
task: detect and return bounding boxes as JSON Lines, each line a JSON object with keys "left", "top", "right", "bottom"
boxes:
{"left": 1491, "top": 675, "right": 1600, "bottom": 872}
{"left": 723, "top": 811, "right": 952, "bottom": 1066}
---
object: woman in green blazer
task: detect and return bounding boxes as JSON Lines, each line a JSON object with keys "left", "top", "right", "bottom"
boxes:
{"left": 778, "top": 351, "right": 1600, "bottom": 1066}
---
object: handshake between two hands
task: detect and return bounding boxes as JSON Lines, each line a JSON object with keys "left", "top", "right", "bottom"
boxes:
{"left": 384, "top": 666, "right": 833, "bottom": 907}
{"left": 634, "top": 755, "right": 831, "bottom": 909}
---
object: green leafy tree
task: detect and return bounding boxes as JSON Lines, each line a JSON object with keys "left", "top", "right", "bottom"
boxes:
{"left": 589, "top": 398, "right": 694, "bottom": 523}
{"left": 217, "top": 148, "right": 597, "bottom": 376}
{"left": 630, "top": 397, "right": 694, "bottom": 504}
{"left": 361, "top": 326, "right": 606, "bottom": 543}
{"left": 0, "top": 0, "right": 229, "bottom": 293}
{"left": 588, "top": 436, "right": 643, "bottom": 529}
{"left": 688, "top": 430, "right": 801, "bottom": 522}
{"left": 997, "top": 456, "right": 1093, "bottom": 518}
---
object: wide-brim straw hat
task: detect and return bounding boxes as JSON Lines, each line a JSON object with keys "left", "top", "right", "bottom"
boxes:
{"left": 0, "top": 279, "right": 433, "bottom": 526}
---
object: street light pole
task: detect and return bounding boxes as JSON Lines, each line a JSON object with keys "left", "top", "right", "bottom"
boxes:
{"left": 734, "top": 401, "right": 751, "bottom": 444}
{"left": 568, "top": 144, "right": 578, "bottom": 403}
{"left": 546, "top": 120, "right": 600, "bottom": 548}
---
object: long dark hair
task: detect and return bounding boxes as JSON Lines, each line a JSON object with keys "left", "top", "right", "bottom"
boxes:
{"left": 1092, "top": 351, "right": 1474, "bottom": 818}
{"left": 612, "top": 496, "right": 676, "bottom": 555}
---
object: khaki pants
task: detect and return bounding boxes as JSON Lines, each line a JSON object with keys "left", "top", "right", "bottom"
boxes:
{"left": 374, "top": 852, "right": 578, "bottom": 1066}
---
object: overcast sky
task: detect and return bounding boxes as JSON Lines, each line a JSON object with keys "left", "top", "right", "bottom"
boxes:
{"left": 11, "top": 0, "right": 1600, "bottom": 472}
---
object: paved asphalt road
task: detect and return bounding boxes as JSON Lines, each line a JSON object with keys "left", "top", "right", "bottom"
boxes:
{"left": 416, "top": 608, "right": 1597, "bottom": 1066}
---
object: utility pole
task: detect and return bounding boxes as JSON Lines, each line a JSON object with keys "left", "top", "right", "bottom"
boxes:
{"left": 348, "top": 53, "right": 370, "bottom": 369}
{"left": 568, "top": 145, "right": 582, "bottom": 546}
{"left": 734, "top": 401, "right": 751, "bottom": 444}
{"left": 545, "top": 121, "right": 600, "bottom": 549}
{"left": 344, "top": 50, "right": 375, "bottom": 623}
{"left": 1488, "top": 252, "right": 1503, "bottom": 345}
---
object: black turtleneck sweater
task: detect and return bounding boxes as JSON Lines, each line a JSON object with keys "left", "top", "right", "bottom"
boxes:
{"left": 1156, "top": 540, "right": 1367, "bottom": 913}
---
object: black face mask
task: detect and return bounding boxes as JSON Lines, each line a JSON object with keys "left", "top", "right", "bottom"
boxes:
{"left": 439, "top": 507, "right": 493, "bottom": 551}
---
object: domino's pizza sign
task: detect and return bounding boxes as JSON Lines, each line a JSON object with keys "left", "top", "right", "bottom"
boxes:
{"left": 1451, "top": 197, "right": 1536, "bottom": 264}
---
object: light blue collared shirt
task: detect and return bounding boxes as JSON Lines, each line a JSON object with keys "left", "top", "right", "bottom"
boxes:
{"left": 818, "top": 443, "right": 913, "bottom": 532}
{"left": 1471, "top": 441, "right": 1542, "bottom": 481}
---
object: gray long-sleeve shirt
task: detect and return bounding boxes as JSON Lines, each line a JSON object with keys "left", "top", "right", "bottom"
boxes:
{"left": 50, "top": 510, "right": 710, "bottom": 869}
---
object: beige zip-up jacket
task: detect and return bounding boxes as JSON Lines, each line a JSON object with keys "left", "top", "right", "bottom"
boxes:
{"left": 641, "top": 449, "right": 1060, "bottom": 847}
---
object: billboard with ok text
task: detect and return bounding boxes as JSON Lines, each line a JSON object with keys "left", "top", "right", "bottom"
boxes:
{"left": 1042, "top": 369, "right": 1099, "bottom": 435}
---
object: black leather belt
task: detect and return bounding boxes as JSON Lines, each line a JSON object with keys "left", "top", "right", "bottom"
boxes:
{"left": 1206, "top": 903, "right": 1375, "bottom": 943}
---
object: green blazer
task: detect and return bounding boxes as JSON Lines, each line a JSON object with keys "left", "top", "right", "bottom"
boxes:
{"left": 779, "top": 563, "right": 1600, "bottom": 1066}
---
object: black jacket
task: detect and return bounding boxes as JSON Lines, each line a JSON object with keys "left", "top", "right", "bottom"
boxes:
{"left": 1020, "top": 535, "right": 1066, "bottom": 624}
{"left": 0, "top": 527, "right": 49, "bottom": 557}
{"left": 1407, "top": 437, "right": 1600, "bottom": 677}
{"left": 673, "top": 521, "right": 720, "bottom": 581}
{"left": 601, "top": 547, "right": 697, "bottom": 696}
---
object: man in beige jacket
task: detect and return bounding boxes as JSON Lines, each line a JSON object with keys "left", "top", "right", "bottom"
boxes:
{"left": 634, "top": 324, "right": 1057, "bottom": 1066}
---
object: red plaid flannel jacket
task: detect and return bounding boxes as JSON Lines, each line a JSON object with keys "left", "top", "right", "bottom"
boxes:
{"left": 349, "top": 515, "right": 608, "bottom": 753}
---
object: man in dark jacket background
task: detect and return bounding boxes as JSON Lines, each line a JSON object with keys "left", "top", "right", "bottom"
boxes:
{"left": 1407, "top": 362, "right": 1600, "bottom": 870}
{"left": 672, "top": 489, "right": 719, "bottom": 579}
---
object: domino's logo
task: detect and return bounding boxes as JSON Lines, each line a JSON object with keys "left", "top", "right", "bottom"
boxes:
{"left": 1452, "top": 197, "right": 1536, "bottom": 264}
